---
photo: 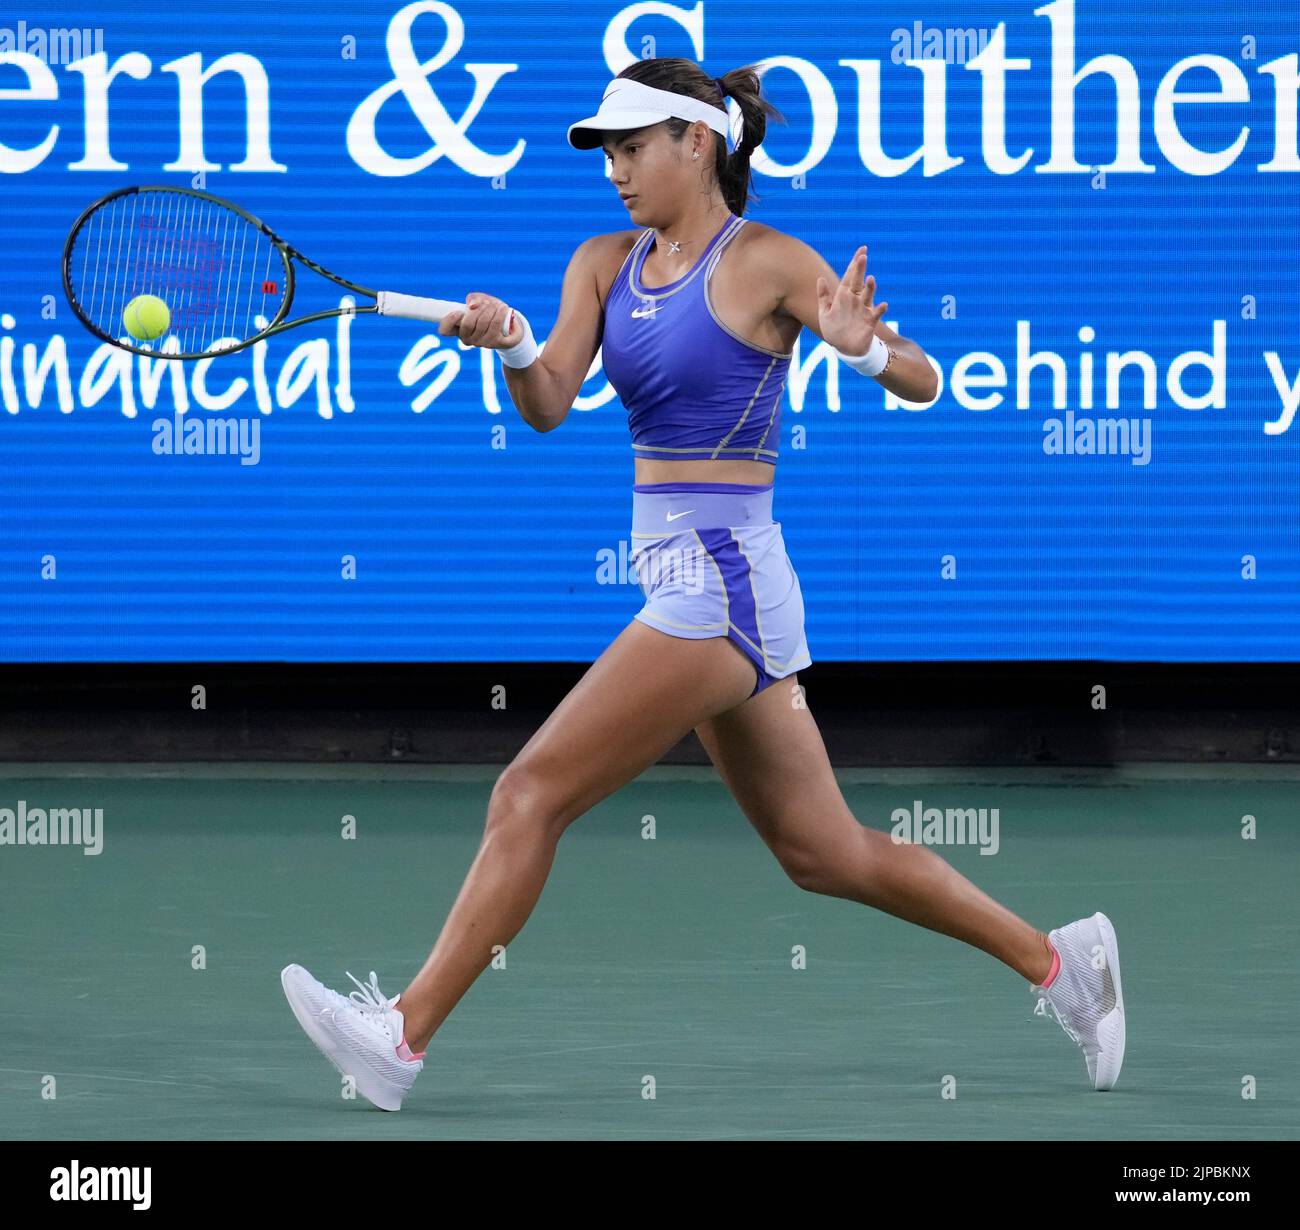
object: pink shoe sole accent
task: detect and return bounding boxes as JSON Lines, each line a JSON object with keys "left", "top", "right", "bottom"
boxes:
{"left": 1040, "top": 938, "right": 1061, "bottom": 988}
{"left": 396, "top": 1036, "right": 426, "bottom": 1063}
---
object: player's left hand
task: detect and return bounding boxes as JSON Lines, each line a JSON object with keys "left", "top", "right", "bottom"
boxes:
{"left": 817, "top": 246, "right": 888, "bottom": 356}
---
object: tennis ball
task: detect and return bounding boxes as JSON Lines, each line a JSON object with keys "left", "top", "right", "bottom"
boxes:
{"left": 122, "top": 294, "right": 171, "bottom": 342}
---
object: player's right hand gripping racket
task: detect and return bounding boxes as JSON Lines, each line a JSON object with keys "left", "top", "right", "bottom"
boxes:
{"left": 62, "top": 184, "right": 508, "bottom": 360}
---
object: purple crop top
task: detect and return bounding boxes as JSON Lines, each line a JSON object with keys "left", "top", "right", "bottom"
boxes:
{"left": 600, "top": 214, "right": 793, "bottom": 464}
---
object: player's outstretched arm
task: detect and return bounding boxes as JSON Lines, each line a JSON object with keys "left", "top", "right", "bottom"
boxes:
{"left": 438, "top": 236, "right": 613, "bottom": 433}
{"left": 767, "top": 232, "right": 940, "bottom": 404}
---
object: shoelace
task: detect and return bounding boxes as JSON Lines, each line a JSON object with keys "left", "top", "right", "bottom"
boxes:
{"left": 345, "top": 970, "right": 398, "bottom": 1028}
{"left": 1038, "top": 985, "right": 1106, "bottom": 1060}
{"left": 1039, "top": 991, "right": 1083, "bottom": 1046}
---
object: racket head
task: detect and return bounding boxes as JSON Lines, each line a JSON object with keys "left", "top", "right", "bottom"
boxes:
{"left": 62, "top": 185, "right": 296, "bottom": 360}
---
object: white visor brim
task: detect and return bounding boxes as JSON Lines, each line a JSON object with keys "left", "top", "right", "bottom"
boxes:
{"left": 567, "top": 78, "right": 732, "bottom": 151}
{"left": 568, "top": 109, "right": 677, "bottom": 150}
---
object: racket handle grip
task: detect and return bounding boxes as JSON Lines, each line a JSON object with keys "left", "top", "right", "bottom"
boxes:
{"left": 375, "top": 291, "right": 466, "bottom": 323}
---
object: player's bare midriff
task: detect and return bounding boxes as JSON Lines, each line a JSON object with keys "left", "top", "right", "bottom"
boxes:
{"left": 599, "top": 224, "right": 800, "bottom": 488}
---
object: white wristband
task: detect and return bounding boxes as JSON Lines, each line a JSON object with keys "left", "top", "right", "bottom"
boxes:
{"left": 838, "top": 334, "right": 890, "bottom": 377}
{"left": 498, "top": 311, "right": 540, "bottom": 369}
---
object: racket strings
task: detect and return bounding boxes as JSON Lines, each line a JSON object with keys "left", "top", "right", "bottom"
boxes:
{"left": 67, "top": 191, "right": 287, "bottom": 356}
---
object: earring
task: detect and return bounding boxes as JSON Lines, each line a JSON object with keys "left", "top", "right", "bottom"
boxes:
{"left": 693, "top": 152, "right": 700, "bottom": 159}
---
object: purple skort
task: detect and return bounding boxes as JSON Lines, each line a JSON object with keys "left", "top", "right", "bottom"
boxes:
{"left": 629, "top": 481, "right": 812, "bottom": 698}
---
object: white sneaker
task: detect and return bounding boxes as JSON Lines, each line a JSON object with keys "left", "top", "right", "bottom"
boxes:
{"left": 1030, "top": 911, "right": 1126, "bottom": 1091}
{"left": 281, "top": 964, "right": 424, "bottom": 1111}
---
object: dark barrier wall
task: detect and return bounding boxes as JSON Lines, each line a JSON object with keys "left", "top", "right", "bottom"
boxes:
{"left": 3, "top": 663, "right": 1298, "bottom": 765}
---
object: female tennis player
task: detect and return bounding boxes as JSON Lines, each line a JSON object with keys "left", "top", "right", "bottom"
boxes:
{"left": 282, "top": 58, "right": 1125, "bottom": 1111}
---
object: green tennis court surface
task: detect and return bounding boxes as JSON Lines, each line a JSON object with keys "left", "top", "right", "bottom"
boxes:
{"left": 1, "top": 764, "right": 1295, "bottom": 1140}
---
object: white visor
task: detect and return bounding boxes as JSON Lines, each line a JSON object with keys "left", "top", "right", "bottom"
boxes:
{"left": 567, "top": 77, "right": 731, "bottom": 151}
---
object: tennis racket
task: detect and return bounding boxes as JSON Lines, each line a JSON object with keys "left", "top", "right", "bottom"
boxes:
{"left": 62, "top": 184, "right": 508, "bottom": 361}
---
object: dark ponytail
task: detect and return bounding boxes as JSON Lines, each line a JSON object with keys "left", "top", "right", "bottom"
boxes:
{"left": 614, "top": 58, "right": 785, "bottom": 216}
{"left": 712, "top": 65, "right": 783, "bottom": 216}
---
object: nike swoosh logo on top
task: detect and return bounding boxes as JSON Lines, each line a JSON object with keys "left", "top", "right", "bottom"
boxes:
{"left": 666, "top": 509, "right": 695, "bottom": 522}
{"left": 631, "top": 305, "right": 658, "bottom": 318}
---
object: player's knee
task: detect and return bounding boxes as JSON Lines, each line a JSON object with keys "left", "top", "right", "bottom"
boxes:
{"left": 775, "top": 842, "right": 839, "bottom": 895}
{"left": 777, "top": 827, "right": 869, "bottom": 896}
{"left": 485, "top": 761, "right": 564, "bottom": 841}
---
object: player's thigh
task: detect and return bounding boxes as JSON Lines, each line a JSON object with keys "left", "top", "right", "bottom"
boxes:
{"left": 497, "top": 620, "right": 756, "bottom": 829}
{"left": 694, "top": 677, "right": 862, "bottom": 871}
